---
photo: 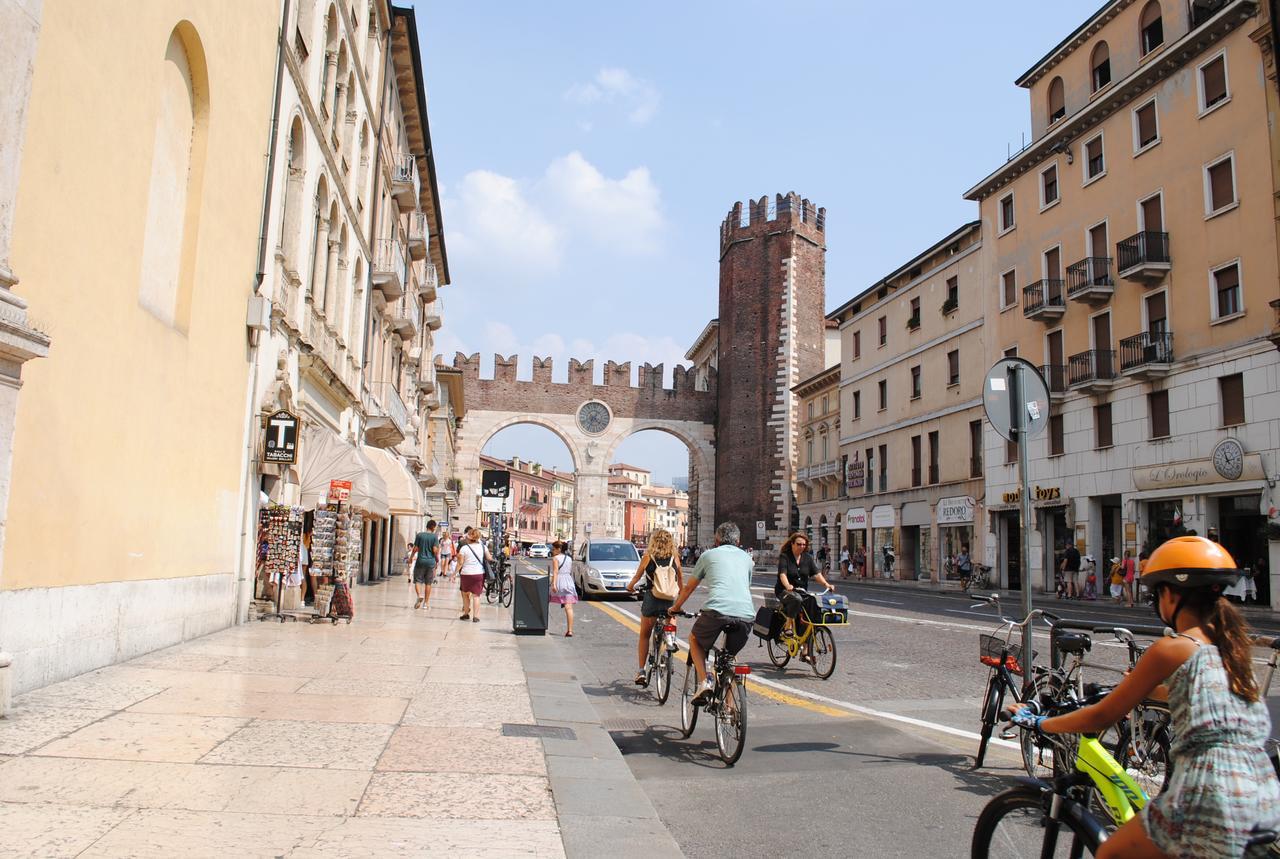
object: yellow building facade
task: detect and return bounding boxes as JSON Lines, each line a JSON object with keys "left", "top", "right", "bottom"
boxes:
{"left": 965, "top": 0, "right": 1280, "bottom": 600}
{"left": 1, "top": 1, "right": 281, "bottom": 691}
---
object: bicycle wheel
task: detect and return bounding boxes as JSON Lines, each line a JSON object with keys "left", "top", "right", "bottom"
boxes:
{"left": 810, "top": 626, "right": 837, "bottom": 679}
{"left": 1116, "top": 704, "right": 1172, "bottom": 798}
{"left": 1021, "top": 672, "right": 1075, "bottom": 780}
{"left": 655, "top": 649, "right": 672, "bottom": 705}
{"left": 484, "top": 579, "right": 498, "bottom": 605}
{"left": 971, "top": 784, "right": 1098, "bottom": 859}
{"left": 975, "top": 673, "right": 1003, "bottom": 769}
{"left": 679, "top": 663, "right": 698, "bottom": 738}
{"left": 715, "top": 677, "right": 747, "bottom": 765}
{"left": 500, "top": 574, "right": 513, "bottom": 607}
{"left": 766, "top": 635, "right": 791, "bottom": 669}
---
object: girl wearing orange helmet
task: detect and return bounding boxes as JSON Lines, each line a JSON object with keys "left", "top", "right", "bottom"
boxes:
{"left": 1011, "top": 536, "right": 1279, "bottom": 858}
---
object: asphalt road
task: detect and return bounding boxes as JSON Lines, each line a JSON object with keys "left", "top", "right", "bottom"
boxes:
{"left": 515, "top": 558, "right": 1280, "bottom": 855}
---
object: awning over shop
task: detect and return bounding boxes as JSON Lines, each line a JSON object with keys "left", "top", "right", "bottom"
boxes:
{"left": 297, "top": 425, "right": 390, "bottom": 518}
{"left": 363, "top": 446, "right": 423, "bottom": 516}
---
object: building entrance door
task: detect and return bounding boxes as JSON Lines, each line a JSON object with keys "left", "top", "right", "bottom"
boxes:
{"left": 1003, "top": 512, "right": 1022, "bottom": 591}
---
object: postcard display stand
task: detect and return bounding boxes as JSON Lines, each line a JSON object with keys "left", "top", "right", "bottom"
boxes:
{"left": 309, "top": 505, "right": 360, "bottom": 623}
{"left": 259, "top": 505, "right": 304, "bottom": 618}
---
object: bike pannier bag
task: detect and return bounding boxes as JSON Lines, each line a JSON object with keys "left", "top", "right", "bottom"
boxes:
{"left": 650, "top": 558, "right": 679, "bottom": 601}
{"left": 752, "top": 605, "right": 784, "bottom": 641}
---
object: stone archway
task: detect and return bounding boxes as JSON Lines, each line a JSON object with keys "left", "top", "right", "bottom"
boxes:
{"left": 451, "top": 354, "right": 717, "bottom": 546}
{"left": 603, "top": 422, "right": 715, "bottom": 547}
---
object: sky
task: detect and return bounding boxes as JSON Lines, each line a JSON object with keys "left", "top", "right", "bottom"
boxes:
{"left": 415, "top": 1, "right": 1101, "bottom": 482}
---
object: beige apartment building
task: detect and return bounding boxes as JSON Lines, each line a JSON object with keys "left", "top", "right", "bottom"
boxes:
{"left": 1, "top": 1, "right": 281, "bottom": 691}
{"left": 838, "top": 223, "right": 987, "bottom": 585}
{"left": 547, "top": 467, "right": 576, "bottom": 541}
{"left": 251, "top": 1, "right": 451, "bottom": 595}
{"left": 794, "top": 365, "right": 844, "bottom": 568}
{"left": 965, "top": 0, "right": 1280, "bottom": 601}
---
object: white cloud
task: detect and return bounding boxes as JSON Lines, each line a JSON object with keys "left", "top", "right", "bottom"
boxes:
{"left": 542, "top": 152, "right": 663, "bottom": 254}
{"left": 443, "top": 170, "right": 562, "bottom": 275}
{"left": 564, "top": 67, "right": 660, "bottom": 125}
{"left": 443, "top": 153, "right": 664, "bottom": 275}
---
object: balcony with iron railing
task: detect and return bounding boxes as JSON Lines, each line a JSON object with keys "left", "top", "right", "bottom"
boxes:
{"left": 372, "top": 239, "right": 407, "bottom": 301}
{"left": 413, "top": 260, "right": 438, "bottom": 302}
{"left": 1119, "top": 331, "right": 1174, "bottom": 379}
{"left": 407, "top": 211, "right": 427, "bottom": 261}
{"left": 1023, "top": 279, "right": 1066, "bottom": 321}
{"left": 423, "top": 296, "right": 443, "bottom": 332}
{"left": 391, "top": 154, "right": 418, "bottom": 207}
{"left": 1066, "top": 257, "right": 1114, "bottom": 303}
{"left": 798, "top": 459, "right": 841, "bottom": 482}
{"left": 417, "top": 362, "right": 436, "bottom": 393}
{"left": 364, "top": 381, "right": 409, "bottom": 448}
{"left": 1040, "top": 363, "right": 1068, "bottom": 400}
{"left": 390, "top": 295, "right": 420, "bottom": 341}
{"left": 1068, "top": 349, "right": 1116, "bottom": 393}
{"left": 1117, "top": 231, "right": 1170, "bottom": 282}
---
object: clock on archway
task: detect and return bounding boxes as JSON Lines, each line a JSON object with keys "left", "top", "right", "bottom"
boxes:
{"left": 577, "top": 400, "right": 612, "bottom": 435}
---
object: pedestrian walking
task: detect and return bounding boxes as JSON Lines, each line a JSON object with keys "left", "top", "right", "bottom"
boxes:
{"left": 409, "top": 520, "right": 441, "bottom": 610}
{"left": 854, "top": 545, "right": 866, "bottom": 579}
{"left": 1109, "top": 557, "right": 1124, "bottom": 604}
{"left": 548, "top": 540, "right": 577, "bottom": 637}
{"left": 453, "top": 528, "right": 491, "bottom": 623}
{"left": 1121, "top": 549, "right": 1137, "bottom": 607}
{"left": 1060, "top": 542, "right": 1081, "bottom": 599}
{"left": 439, "top": 530, "right": 454, "bottom": 581}
{"left": 839, "top": 546, "right": 850, "bottom": 579}
{"left": 1081, "top": 555, "right": 1098, "bottom": 600}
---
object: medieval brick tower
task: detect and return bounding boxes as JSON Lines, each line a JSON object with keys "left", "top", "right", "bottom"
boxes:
{"left": 715, "top": 193, "right": 826, "bottom": 549}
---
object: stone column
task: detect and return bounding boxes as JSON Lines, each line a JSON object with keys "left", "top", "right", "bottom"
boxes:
{"left": 308, "top": 216, "right": 329, "bottom": 305}
{"left": 322, "top": 239, "right": 340, "bottom": 322}
{"left": 331, "top": 260, "right": 348, "bottom": 339}
{"left": 573, "top": 471, "right": 610, "bottom": 547}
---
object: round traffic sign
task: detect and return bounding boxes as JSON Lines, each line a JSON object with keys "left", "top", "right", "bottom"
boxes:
{"left": 984, "top": 358, "right": 1050, "bottom": 442}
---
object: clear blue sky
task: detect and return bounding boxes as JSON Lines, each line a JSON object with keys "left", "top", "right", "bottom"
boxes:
{"left": 416, "top": 1, "right": 1100, "bottom": 482}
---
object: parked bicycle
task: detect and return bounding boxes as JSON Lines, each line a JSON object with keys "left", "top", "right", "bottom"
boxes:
{"left": 484, "top": 555, "right": 513, "bottom": 607}
{"left": 970, "top": 593, "right": 1061, "bottom": 775}
{"left": 677, "top": 610, "right": 751, "bottom": 766}
{"left": 962, "top": 563, "right": 993, "bottom": 593}
{"left": 636, "top": 586, "right": 679, "bottom": 705}
{"left": 765, "top": 588, "right": 843, "bottom": 679}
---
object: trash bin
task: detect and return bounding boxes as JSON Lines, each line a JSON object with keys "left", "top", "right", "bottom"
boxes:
{"left": 512, "top": 573, "right": 549, "bottom": 635}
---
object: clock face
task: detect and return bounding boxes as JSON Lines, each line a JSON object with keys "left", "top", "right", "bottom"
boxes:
{"left": 1213, "top": 438, "right": 1244, "bottom": 481}
{"left": 578, "top": 401, "right": 611, "bottom": 435}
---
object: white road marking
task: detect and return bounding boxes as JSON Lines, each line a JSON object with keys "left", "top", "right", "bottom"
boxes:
{"left": 865, "top": 598, "right": 903, "bottom": 606}
{"left": 603, "top": 602, "right": 1019, "bottom": 752}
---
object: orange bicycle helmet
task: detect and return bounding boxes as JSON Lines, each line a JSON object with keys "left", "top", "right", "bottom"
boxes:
{"left": 1140, "top": 536, "right": 1240, "bottom": 589}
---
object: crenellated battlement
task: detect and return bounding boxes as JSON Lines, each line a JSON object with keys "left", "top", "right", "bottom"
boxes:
{"left": 453, "top": 352, "right": 716, "bottom": 425}
{"left": 720, "top": 191, "right": 826, "bottom": 252}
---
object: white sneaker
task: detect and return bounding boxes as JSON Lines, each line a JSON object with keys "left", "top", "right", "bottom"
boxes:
{"left": 692, "top": 680, "right": 715, "bottom": 707}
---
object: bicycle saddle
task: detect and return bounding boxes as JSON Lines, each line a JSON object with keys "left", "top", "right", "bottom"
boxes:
{"left": 1053, "top": 630, "right": 1092, "bottom": 655}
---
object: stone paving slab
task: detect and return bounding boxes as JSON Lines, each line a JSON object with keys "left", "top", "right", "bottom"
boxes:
{"left": 0, "top": 579, "right": 683, "bottom": 855}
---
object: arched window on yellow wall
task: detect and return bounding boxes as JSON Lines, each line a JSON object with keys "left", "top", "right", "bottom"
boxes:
{"left": 138, "top": 22, "right": 208, "bottom": 332}
{"left": 1047, "top": 76, "right": 1065, "bottom": 124}
{"left": 1091, "top": 41, "right": 1111, "bottom": 93}
{"left": 1139, "top": 2, "right": 1164, "bottom": 55}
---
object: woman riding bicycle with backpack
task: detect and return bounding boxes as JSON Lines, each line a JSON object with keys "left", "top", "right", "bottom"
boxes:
{"left": 1011, "top": 536, "right": 1280, "bottom": 857}
{"left": 626, "top": 529, "right": 683, "bottom": 687}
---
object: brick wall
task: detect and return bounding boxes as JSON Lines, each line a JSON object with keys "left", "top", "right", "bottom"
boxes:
{"left": 714, "top": 193, "right": 827, "bottom": 545}
{"left": 451, "top": 354, "right": 717, "bottom": 425}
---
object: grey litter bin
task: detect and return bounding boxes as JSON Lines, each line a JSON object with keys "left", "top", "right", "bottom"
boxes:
{"left": 512, "top": 573, "right": 549, "bottom": 635}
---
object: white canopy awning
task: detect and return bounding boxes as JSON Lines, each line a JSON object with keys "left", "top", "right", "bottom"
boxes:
{"left": 363, "top": 446, "right": 423, "bottom": 517}
{"left": 297, "top": 425, "right": 390, "bottom": 518}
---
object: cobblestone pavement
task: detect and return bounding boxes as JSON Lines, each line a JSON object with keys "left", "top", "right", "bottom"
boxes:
{"left": 0, "top": 580, "right": 566, "bottom": 858}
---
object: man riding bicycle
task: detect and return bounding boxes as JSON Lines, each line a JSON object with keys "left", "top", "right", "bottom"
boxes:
{"left": 671, "top": 521, "right": 755, "bottom": 707}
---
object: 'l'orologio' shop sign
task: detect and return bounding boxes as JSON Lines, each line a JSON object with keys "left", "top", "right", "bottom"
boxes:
{"left": 1133, "top": 453, "right": 1264, "bottom": 491}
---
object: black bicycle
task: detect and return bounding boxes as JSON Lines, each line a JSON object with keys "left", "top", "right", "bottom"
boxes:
{"left": 484, "top": 556, "right": 513, "bottom": 607}
{"left": 677, "top": 611, "right": 750, "bottom": 765}
{"left": 637, "top": 586, "right": 678, "bottom": 704}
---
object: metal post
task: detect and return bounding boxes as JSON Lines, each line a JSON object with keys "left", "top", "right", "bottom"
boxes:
{"left": 1009, "top": 365, "right": 1035, "bottom": 687}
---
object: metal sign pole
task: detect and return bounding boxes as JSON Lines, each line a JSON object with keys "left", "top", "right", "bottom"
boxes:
{"left": 1009, "top": 365, "right": 1035, "bottom": 687}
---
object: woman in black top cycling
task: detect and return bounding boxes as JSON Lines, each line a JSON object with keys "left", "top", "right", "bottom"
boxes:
{"left": 626, "top": 528, "right": 684, "bottom": 686}
{"left": 775, "top": 532, "right": 833, "bottom": 598}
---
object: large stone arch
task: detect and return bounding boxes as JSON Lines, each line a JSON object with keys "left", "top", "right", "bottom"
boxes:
{"left": 603, "top": 421, "right": 715, "bottom": 546}
{"left": 451, "top": 354, "right": 717, "bottom": 546}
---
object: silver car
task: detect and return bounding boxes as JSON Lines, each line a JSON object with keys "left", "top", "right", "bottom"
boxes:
{"left": 573, "top": 539, "right": 641, "bottom": 600}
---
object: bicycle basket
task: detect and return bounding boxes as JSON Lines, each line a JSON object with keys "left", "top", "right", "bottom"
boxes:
{"left": 979, "top": 633, "right": 1035, "bottom": 675}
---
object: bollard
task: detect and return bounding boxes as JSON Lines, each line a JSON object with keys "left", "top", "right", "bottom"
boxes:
{"left": 0, "top": 652, "right": 11, "bottom": 717}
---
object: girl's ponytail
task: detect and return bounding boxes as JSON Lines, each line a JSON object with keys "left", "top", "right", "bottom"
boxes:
{"left": 1196, "top": 592, "right": 1260, "bottom": 703}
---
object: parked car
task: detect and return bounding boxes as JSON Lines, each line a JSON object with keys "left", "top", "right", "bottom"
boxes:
{"left": 528, "top": 543, "right": 550, "bottom": 559}
{"left": 572, "top": 539, "right": 641, "bottom": 600}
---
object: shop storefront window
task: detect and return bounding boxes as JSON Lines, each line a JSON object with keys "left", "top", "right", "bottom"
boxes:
{"left": 941, "top": 526, "right": 974, "bottom": 580}
{"left": 918, "top": 528, "right": 934, "bottom": 581}
{"left": 1147, "top": 500, "right": 1187, "bottom": 552}
{"left": 873, "top": 527, "right": 895, "bottom": 577}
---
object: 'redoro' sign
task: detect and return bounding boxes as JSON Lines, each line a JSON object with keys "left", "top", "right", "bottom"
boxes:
{"left": 937, "top": 496, "right": 975, "bottom": 525}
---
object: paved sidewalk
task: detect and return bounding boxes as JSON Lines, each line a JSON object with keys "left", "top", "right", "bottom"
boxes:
{"left": 0, "top": 578, "right": 676, "bottom": 858}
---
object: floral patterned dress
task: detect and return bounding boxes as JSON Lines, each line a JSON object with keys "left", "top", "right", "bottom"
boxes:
{"left": 1142, "top": 640, "right": 1280, "bottom": 857}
